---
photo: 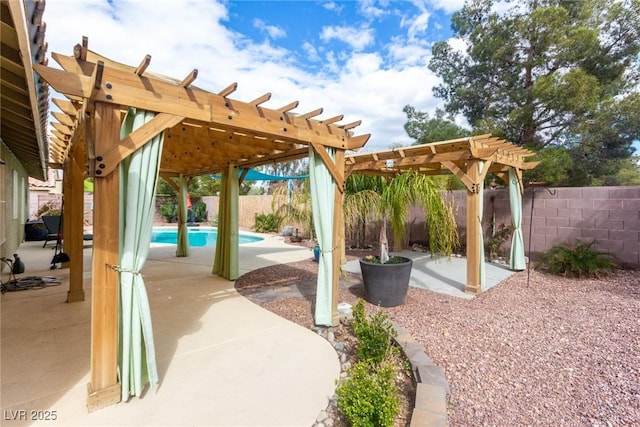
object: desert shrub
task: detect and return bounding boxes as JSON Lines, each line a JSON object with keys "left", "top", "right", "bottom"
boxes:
{"left": 351, "top": 300, "right": 397, "bottom": 365}
{"left": 191, "top": 200, "right": 208, "bottom": 222}
{"left": 540, "top": 240, "right": 616, "bottom": 278}
{"left": 485, "top": 223, "right": 513, "bottom": 260}
{"left": 159, "top": 200, "right": 177, "bottom": 223}
{"left": 253, "top": 213, "right": 278, "bottom": 233}
{"left": 37, "top": 200, "right": 62, "bottom": 217}
{"left": 336, "top": 360, "right": 399, "bottom": 427}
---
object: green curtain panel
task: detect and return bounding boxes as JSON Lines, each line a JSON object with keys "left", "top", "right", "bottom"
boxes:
{"left": 509, "top": 168, "right": 526, "bottom": 271}
{"left": 478, "top": 161, "right": 486, "bottom": 291}
{"left": 309, "top": 145, "right": 335, "bottom": 326}
{"left": 118, "top": 108, "right": 162, "bottom": 401}
{"left": 213, "top": 164, "right": 239, "bottom": 280}
{"left": 176, "top": 175, "right": 190, "bottom": 257}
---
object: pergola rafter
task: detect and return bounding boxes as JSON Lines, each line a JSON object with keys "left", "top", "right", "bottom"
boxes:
{"left": 35, "top": 47, "right": 370, "bottom": 178}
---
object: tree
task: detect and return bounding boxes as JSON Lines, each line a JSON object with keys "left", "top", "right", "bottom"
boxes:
{"left": 403, "top": 105, "right": 469, "bottom": 144}
{"left": 564, "top": 92, "right": 640, "bottom": 185}
{"left": 429, "top": 0, "right": 640, "bottom": 183}
{"left": 402, "top": 105, "right": 469, "bottom": 190}
{"left": 523, "top": 145, "right": 573, "bottom": 186}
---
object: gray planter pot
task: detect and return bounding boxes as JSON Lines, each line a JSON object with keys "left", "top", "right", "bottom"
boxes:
{"left": 359, "top": 256, "right": 412, "bottom": 307}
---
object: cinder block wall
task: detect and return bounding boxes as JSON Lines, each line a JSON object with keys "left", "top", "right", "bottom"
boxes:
{"left": 523, "top": 186, "right": 639, "bottom": 266}
{"left": 407, "top": 186, "right": 640, "bottom": 267}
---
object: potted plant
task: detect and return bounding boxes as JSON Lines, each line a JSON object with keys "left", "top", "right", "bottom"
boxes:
{"left": 358, "top": 170, "right": 458, "bottom": 307}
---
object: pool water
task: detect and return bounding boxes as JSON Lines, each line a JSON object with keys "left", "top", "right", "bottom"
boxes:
{"left": 151, "top": 228, "right": 263, "bottom": 247}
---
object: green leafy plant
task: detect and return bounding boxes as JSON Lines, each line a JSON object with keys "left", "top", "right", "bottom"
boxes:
{"left": 336, "top": 360, "right": 400, "bottom": 427}
{"left": 380, "top": 169, "right": 458, "bottom": 257}
{"left": 485, "top": 223, "right": 513, "bottom": 260}
{"left": 159, "top": 199, "right": 177, "bottom": 223}
{"left": 253, "top": 213, "right": 278, "bottom": 233}
{"left": 190, "top": 200, "right": 208, "bottom": 223}
{"left": 336, "top": 300, "right": 404, "bottom": 426}
{"left": 540, "top": 240, "right": 616, "bottom": 278}
{"left": 351, "top": 300, "right": 397, "bottom": 365}
{"left": 271, "top": 181, "right": 314, "bottom": 239}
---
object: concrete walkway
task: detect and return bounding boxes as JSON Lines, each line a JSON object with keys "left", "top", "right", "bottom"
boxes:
{"left": 1, "top": 235, "right": 338, "bottom": 426}
{"left": 342, "top": 251, "right": 517, "bottom": 300}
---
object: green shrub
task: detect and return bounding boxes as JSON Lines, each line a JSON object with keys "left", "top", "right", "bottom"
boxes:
{"left": 351, "top": 300, "right": 397, "bottom": 365}
{"left": 253, "top": 213, "right": 278, "bottom": 233}
{"left": 159, "top": 200, "right": 177, "bottom": 223}
{"left": 540, "top": 240, "right": 616, "bottom": 278}
{"left": 191, "top": 200, "right": 208, "bottom": 222}
{"left": 336, "top": 361, "right": 400, "bottom": 427}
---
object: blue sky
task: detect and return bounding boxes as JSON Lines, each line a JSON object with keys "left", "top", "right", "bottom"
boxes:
{"left": 40, "top": 1, "right": 640, "bottom": 155}
{"left": 42, "top": 0, "right": 466, "bottom": 151}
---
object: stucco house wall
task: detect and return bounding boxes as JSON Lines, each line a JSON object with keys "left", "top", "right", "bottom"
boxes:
{"left": 1, "top": 146, "right": 30, "bottom": 262}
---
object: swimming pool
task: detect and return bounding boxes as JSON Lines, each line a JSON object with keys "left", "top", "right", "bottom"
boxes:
{"left": 151, "top": 227, "right": 263, "bottom": 247}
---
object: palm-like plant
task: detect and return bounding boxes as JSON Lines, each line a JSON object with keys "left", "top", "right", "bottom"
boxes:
{"left": 344, "top": 175, "right": 386, "bottom": 248}
{"left": 272, "top": 180, "right": 314, "bottom": 240}
{"left": 380, "top": 170, "right": 458, "bottom": 258}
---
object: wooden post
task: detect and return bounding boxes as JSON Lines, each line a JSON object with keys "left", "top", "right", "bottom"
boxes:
{"left": 61, "top": 168, "right": 72, "bottom": 270}
{"left": 87, "top": 102, "right": 122, "bottom": 411}
{"left": 466, "top": 160, "right": 481, "bottom": 294}
{"left": 331, "top": 149, "right": 345, "bottom": 326}
{"left": 66, "top": 152, "right": 86, "bottom": 302}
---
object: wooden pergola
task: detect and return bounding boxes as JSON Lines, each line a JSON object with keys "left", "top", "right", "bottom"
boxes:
{"left": 345, "top": 135, "right": 539, "bottom": 294}
{"left": 34, "top": 38, "right": 369, "bottom": 411}
{"left": 34, "top": 37, "right": 538, "bottom": 412}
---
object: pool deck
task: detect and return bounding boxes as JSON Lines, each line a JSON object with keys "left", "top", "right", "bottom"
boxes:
{"left": 1, "top": 235, "right": 338, "bottom": 426}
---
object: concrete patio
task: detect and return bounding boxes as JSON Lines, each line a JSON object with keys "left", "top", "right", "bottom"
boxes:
{"left": 1, "top": 235, "right": 338, "bottom": 426}
{"left": 1, "top": 234, "right": 517, "bottom": 426}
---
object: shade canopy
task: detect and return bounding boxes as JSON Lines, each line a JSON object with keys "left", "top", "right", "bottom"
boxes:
{"left": 210, "top": 168, "right": 309, "bottom": 182}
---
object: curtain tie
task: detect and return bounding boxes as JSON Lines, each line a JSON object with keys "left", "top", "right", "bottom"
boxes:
{"left": 108, "top": 264, "right": 141, "bottom": 275}
{"left": 320, "top": 245, "right": 337, "bottom": 254}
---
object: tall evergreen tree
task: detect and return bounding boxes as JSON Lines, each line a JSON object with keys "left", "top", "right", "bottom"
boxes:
{"left": 429, "top": 0, "right": 640, "bottom": 184}
{"left": 403, "top": 106, "right": 469, "bottom": 145}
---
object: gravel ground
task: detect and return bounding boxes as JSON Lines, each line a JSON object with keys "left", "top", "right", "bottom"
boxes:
{"left": 236, "top": 253, "right": 640, "bottom": 426}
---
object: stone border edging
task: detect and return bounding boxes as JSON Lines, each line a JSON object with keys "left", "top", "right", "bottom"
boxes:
{"left": 391, "top": 322, "right": 449, "bottom": 427}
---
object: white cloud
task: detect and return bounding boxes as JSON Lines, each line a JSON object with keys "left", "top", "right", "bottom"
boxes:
{"left": 387, "top": 37, "right": 432, "bottom": 68}
{"left": 253, "top": 18, "right": 286, "bottom": 39}
{"left": 358, "top": 0, "right": 388, "bottom": 19}
{"left": 448, "top": 37, "right": 467, "bottom": 53}
{"left": 427, "top": 0, "right": 465, "bottom": 14}
{"left": 42, "top": 0, "right": 451, "bottom": 152}
{"left": 302, "top": 42, "right": 321, "bottom": 62}
{"left": 322, "top": 1, "right": 344, "bottom": 14}
{"left": 320, "top": 25, "right": 375, "bottom": 51}
{"left": 406, "top": 11, "right": 431, "bottom": 40}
